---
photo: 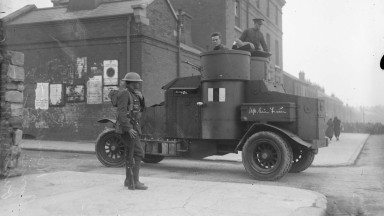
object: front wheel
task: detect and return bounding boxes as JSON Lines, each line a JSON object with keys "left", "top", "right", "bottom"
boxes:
{"left": 242, "top": 131, "right": 293, "bottom": 181}
{"left": 289, "top": 147, "right": 315, "bottom": 173}
{"left": 95, "top": 130, "right": 125, "bottom": 167}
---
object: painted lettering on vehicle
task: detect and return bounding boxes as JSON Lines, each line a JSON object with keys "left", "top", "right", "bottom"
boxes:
{"left": 248, "top": 106, "right": 287, "bottom": 115}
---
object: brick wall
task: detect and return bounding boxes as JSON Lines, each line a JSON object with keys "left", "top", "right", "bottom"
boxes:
{"left": 3, "top": 0, "right": 201, "bottom": 140}
{"left": 0, "top": 49, "right": 24, "bottom": 178}
{"left": 169, "top": 0, "right": 226, "bottom": 51}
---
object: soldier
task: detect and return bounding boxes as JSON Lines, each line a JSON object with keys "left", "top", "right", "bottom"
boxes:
{"left": 235, "top": 18, "right": 269, "bottom": 53}
{"left": 211, "top": 32, "right": 228, "bottom": 50}
{"left": 117, "top": 72, "right": 147, "bottom": 190}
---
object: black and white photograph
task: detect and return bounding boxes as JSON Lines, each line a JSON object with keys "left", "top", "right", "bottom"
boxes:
{"left": 1, "top": 0, "right": 383, "bottom": 215}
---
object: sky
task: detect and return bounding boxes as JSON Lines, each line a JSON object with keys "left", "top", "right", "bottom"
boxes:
{"left": 1, "top": 0, "right": 384, "bottom": 107}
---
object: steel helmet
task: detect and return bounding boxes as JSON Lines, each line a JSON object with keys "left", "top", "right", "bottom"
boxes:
{"left": 122, "top": 72, "right": 143, "bottom": 82}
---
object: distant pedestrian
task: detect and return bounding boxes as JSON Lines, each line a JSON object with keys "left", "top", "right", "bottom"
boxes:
{"left": 326, "top": 118, "right": 334, "bottom": 141}
{"left": 211, "top": 32, "right": 228, "bottom": 51}
{"left": 333, "top": 116, "right": 342, "bottom": 141}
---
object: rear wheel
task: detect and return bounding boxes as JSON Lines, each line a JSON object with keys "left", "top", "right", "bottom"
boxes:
{"left": 242, "top": 131, "right": 292, "bottom": 181}
{"left": 289, "top": 147, "right": 315, "bottom": 173}
{"left": 95, "top": 131, "right": 125, "bottom": 167}
{"left": 142, "top": 154, "right": 164, "bottom": 163}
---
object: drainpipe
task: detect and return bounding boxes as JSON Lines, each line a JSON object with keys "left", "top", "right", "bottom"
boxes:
{"left": 246, "top": 0, "right": 250, "bottom": 28}
{"left": 127, "top": 15, "right": 131, "bottom": 74}
{"left": 176, "top": 9, "right": 183, "bottom": 78}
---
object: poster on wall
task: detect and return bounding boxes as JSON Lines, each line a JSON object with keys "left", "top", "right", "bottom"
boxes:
{"left": 76, "top": 57, "right": 87, "bottom": 79}
{"left": 90, "top": 62, "right": 103, "bottom": 77}
{"left": 35, "top": 83, "right": 49, "bottom": 110}
{"left": 87, "top": 76, "right": 103, "bottom": 104}
{"left": 66, "top": 85, "right": 85, "bottom": 103}
{"left": 49, "top": 84, "right": 65, "bottom": 106}
{"left": 103, "top": 60, "right": 118, "bottom": 85}
{"left": 103, "top": 86, "right": 119, "bottom": 103}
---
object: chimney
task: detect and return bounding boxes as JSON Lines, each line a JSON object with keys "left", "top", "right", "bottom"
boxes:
{"left": 177, "top": 9, "right": 193, "bottom": 46}
{"left": 132, "top": 3, "right": 149, "bottom": 25}
{"left": 67, "top": 0, "right": 102, "bottom": 11}
{"left": 299, "top": 71, "right": 305, "bottom": 81}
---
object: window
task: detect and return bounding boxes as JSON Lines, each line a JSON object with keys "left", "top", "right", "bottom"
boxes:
{"left": 266, "top": 33, "right": 271, "bottom": 51}
{"left": 235, "top": 0, "right": 240, "bottom": 27}
{"left": 275, "top": 40, "right": 280, "bottom": 66}
{"left": 267, "top": 0, "right": 270, "bottom": 17}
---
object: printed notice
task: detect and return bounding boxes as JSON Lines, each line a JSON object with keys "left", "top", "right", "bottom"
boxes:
{"left": 77, "top": 57, "right": 87, "bottom": 79}
{"left": 49, "top": 84, "right": 64, "bottom": 106}
{"left": 103, "top": 60, "right": 118, "bottom": 85}
{"left": 35, "top": 83, "right": 49, "bottom": 110}
{"left": 103, "top": 86, "right": 119, "bottom": 102}
{"left": 66, "top": 85, "right": 85, "bottom": 103}
{"left": 87, "top": 76, "right": 103, "bottom": 104}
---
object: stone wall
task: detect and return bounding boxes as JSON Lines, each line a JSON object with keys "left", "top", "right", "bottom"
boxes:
{"left": 0, "top": 50, "right": 24, "bottom": 178}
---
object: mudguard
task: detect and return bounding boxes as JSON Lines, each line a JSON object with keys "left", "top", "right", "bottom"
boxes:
{"left": 95, "top": 128, "right": 116, "bottom": 144}
{"left": 235, "top": 123, "right": 313, "bottom": 152}
{"left": 97, "top": 118, "right": 117, "bottom": 124}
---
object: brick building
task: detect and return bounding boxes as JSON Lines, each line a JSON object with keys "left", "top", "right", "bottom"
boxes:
{"left": 2, "top": 0, "right": 201, "bottom": 140}
{"left": 169, "top": 0, "right": 285, "bottom": 70}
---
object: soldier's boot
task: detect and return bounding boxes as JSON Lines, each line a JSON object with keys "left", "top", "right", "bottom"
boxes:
{"left": 124, "top": 165, "right": 135, "bottom": 190}
{"left": 133, "top": 160, "right": 147, "bottom": 190}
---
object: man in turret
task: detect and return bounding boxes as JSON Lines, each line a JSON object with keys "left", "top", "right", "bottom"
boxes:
{"left": 234, "top": 18, "right": 269, "bottom": 53}
{"left": 211, "top": 32, "right": 229, "bottom": 50}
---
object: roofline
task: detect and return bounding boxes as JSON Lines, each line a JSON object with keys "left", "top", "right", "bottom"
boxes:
{"left": 165, "top": 0, "right": 178, "bottom": 20}
{"left": 1, "top": 5, "right": 37, "bottom": 23}
{"left": 282, "top": 71, "right": 307, "bottom": 84}
{"left": 4, "top": 0, "right": 177, "bottom": 26}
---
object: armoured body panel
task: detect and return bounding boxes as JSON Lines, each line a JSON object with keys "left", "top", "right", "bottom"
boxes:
{"left": 200, "top": 50, "right": 250, "bottom": 139}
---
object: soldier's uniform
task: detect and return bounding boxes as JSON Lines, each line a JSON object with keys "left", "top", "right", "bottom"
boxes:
{"left": 238, "top": 18, "right": 269, "bottom": 53}
{"left": 117, "top": 72, "right": 147, "bottom": 190}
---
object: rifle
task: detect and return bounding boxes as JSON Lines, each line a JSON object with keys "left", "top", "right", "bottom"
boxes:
{"left": 182, "top": 60, "right": 202, "bottom": 72}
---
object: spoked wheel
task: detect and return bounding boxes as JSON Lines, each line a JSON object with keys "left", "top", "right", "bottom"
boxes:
{"left": 242, "top": 131, "right": 293, "bottom": 181}
{"left": 95, "top": 131, "right": 125, "bottom": 167}
{"left": 289, "top": 146, "right": 315, "bottom": 173}
{"left": 142, "top": 154, "right": 164, "bottom": 163}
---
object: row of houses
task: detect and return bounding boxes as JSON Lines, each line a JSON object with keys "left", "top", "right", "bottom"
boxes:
{"left": 1, "top": 0, "right": 344, "bottom": 140}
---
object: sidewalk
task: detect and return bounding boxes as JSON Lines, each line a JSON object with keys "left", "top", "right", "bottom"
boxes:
{"left": 312, "top": 133, "right": 369, "bottom": 166}
{"left": 20, "top": 133, "right": 370, "bottom": 166}
{"left": 1, "top": 171, "right": 326, "bottom": 216}
{"left": 206, "top": 133, "right": 370, "bottom": 167}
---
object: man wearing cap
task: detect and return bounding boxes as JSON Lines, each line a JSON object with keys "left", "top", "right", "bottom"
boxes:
{"left": 235, "top": 18, "right": 269, "bottom": 53}
{"left": 117, "top": 72, "right": 147, "bottom": 190}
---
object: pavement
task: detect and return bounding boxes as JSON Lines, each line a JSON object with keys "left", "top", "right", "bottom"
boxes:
{"left": 207, "top": 133, "right": 370, "bottom": 167}
{"left": 19, "top": 133, "right": 370, "bottom": 167}
{"left": 3, "top": 133, "right": 368, "bottom": 216}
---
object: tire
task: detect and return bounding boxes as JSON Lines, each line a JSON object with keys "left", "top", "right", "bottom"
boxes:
{"left": 95, "top": 131, "right": 125, "bottom": 167}
{"left": 289, "top": 146, "right": 315, "bottom": 173}
{"left": 142, "top": 154, "right": 164, "bottom": 163}
{"left": 242, "top": 131, "right": 293, "bottom": 181}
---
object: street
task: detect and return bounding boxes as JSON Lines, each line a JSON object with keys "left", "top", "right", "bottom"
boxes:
{"left": 15, "top": 135, "right": 384, "bottom": 216}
